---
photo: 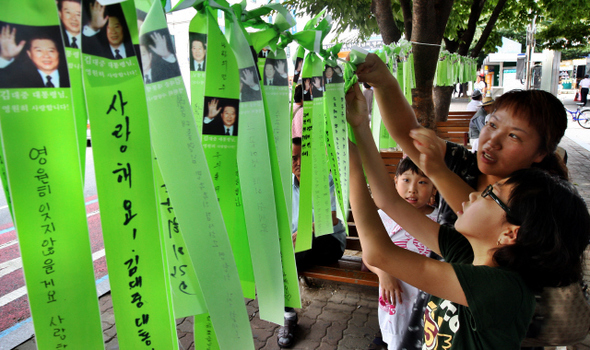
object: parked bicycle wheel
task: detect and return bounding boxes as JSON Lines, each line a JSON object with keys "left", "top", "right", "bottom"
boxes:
{"left": 578, "top": 111, "right": 590, "bottom": 129}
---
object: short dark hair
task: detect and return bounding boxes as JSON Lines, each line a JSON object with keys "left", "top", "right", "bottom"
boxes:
{"left": 294, "top": 84, "right": 302, "bottom": 104}
{"left": 493, "top": 168, "right": 590, "bottom": 291}
{"left": 292, "top": 137, "right": 302, "bottom": 146}
{"left": 395, "top": 156, "right": 425, "bottom": 178}
{"left": 57, "top": 0, "right": 80, "bottom": 10}
{"left": 493, "top": 89, "right": 568, "bottom": 180}
{"left": 26, "top": 33, "right": 58, "bottom": 52}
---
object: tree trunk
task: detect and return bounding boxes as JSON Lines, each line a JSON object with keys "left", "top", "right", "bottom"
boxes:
{"left": 372, "top": 0, "right": 402, "bottom": 44}
{"left": 433, "top": 86, "right": 455, "bottom": 122}
{"left": 411, "top": 0, "right": 454, "bottom": 129}
{"left": 457, "top": 0, "right": 486, "bottom": 56}
{"left": 399, "top": 0, "right": 413, "bottom": 40}
{"left": 471, "top": 0, "right": 508, "bottom": 57}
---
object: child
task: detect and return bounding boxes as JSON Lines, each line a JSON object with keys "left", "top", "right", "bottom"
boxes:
{"left": 364, "top": 157, "right": 438, "bottom": 350}
{"left": 349, "top": 142, "right": 590, "bottom": 349}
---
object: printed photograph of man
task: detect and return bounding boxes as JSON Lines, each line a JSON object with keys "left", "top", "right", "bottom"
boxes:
{"left": 189, "top": 33, "right": 206, "bottom": 72}
{"left": 139, "top": 30, "right": 180, "bottom": 84}
{"left": 239, "top": 67, "right": 262, "bottom": 102}
{"left": 81, "top": 1, "right": 134, "bottom": 60}
{"left": 0, "top": 24, "right": 70, "bottom": 89}
{"left": 57, "top": 0, "right": 82, "bottom": 49}
{"left": 263, "top": 58, "right": 288, "bottom": 86}
{"left": 324, "top": 65, "right": 344, "bottom": 84}
{"left": 202, "top": 97, "right": 239, "bottom": 136}
{"left": 302, "top": 78, "right": 313, "bottom": 101}
{"left": 293, "top": 57, "right": 303, "bottom": 84}
{"left": 311, "top": 76, "right": 323, "bottom": 98}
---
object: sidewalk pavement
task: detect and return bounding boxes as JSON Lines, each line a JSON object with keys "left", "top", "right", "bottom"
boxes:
{"left": 13, "top": 96, "right": 590, "bottom": 350}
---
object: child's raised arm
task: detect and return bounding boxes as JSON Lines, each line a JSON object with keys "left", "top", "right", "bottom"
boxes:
{"left": 351, "top": 53, "right": 477, "bottom": 215}
{"left": 352, "top": 53, "right": 426, "bottom": 164}
{"left": 349, "top": 144, "right": 467, "bottom": 306}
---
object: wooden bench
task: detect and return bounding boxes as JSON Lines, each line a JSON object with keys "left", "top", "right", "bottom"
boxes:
{"left": 300, "top": 152, "right": 406, "bottom": 287}
{"left": 447, "top": 110, "right": 476, "bottom": 120}
{"left": 300, "top": 223, "right": 379, "bottom": 287}
{"left": 436, "top": 111, "right": 474, "bottom": 147}
{"left": 380, "top": 151, "right": 405, "bottom": 180}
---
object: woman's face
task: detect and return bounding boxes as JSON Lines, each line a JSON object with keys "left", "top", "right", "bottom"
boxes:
{"left": 477, "top": 108, "right": 546, "bottom": 179}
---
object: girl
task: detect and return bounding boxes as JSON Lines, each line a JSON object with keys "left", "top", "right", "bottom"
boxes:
{"left": 364, "top": 157, "right": 438, "bottom": 349}
{"left": 349, "top": 143, "right": 590, "bottom": 349}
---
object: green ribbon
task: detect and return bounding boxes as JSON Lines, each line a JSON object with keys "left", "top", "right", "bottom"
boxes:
{"left": 140, "top": 1, "right": 254, "bottom": 348}
{"left": 210, "top": 0, "right": 286, "bottom": 325}
{"left": 0, "top": 2, "right": 104, "bottom": 347}
{"left": 80, "top": 0, "right": 179, "bottom": 347}
{"left": 261, "top": 49, "right": 301, "bottom": 308}
{"left": 324, "top": 65, "right": 350, "bottom": 236}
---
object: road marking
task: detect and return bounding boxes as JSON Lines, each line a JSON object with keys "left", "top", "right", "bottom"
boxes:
{"left": 0, "top": 239, "right": 17, "bottom": 250}
{"left": 0, "top": 248, "right": 106, "bottom": 306}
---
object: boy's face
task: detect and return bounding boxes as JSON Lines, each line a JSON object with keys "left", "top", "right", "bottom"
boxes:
{"left": 455, "top": 181, "right": 514, "bottom": 244}
{"left": 395, "top": 170, "right": 435, "bottom": 213}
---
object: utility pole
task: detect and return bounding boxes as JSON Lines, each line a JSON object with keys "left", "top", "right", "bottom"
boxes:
{"left": 525, "top": 15, "right": 537, "bottom": 90}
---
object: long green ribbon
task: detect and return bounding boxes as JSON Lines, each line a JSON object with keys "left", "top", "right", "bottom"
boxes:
{"left": 210, "top": 0, "right": 287, "bottom": 324}
{"left": 189, "top": 10, "right": 208, "bottom": 135}
{"left": 196, "top": 6, "right": 256, "bottom": 300}
{"left": 262, "top": 49, "right": 301, "bottom": 309}
{"left": 323, "top": 63, "right": 349, "bottom": 231}
{"left": 81, "top": 1, "right": 177, "bottom": 348}
{"left": 139, "top": 1, "right": 254, "bottom": 348}
{"left": 0, "top": 2, "right": 104, "bottom": 347}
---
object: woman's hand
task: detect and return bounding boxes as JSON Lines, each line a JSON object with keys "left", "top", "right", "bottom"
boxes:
{"left": 345, "top": 83, "right": 370, "bottom": 128}
{"left": 354, "top": 53, "right": 395, "bottom": 89}
{"left": 409, "top": 128, "right": 448, "bottom": 177}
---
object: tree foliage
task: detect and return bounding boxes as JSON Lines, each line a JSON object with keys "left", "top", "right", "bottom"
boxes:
{"left": 283, "top": 0, "right": 403, "bottom": 43}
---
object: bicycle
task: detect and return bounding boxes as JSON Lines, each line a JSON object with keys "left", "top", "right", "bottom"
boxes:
{"left": 564, "top": 103, "right": 590, "bottom": 129}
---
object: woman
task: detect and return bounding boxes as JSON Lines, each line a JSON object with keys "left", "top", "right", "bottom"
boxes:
{"left": 348, "top": 53, "right": 568, "bottom": 225}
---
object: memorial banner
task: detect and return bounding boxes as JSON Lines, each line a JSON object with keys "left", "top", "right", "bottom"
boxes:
{"left": 0, "top": 1, "right": 103, "bottom": 348}
{"left": 323, "top": 63, "right": 349, "bottom": 229}
{"left": 80, "top": 0, "right": 177, "bottom": 348}
{"left": 188, "top": 10, "right": 207, "bottom": 134}
{"left": 197, "top": 4, "right": 256, "bottom": 300}
{"left": 217, "top": 0, "right": 285, "bottom": 323}
{"left": 139, "top": 1, "right": 254, "bottom": 348}
{"left": 262, "top": 48, "right": 301, "bottom": 309}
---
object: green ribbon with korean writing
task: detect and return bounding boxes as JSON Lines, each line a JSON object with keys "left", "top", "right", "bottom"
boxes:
{"left": 323, "top": 63, "right": 349, "bottom": 233}
{"left": 295, "top": 52, "right": 332, "bottom": 252}
{"left": 262, "top": 48, "right": 301, "bottom": 309}
{"left": 0, "top": 1, "right": 104, "bottom": 348}
{"left": 139, "top": 1, "right": 254, "bottom": 348}
{"left": 154, "top": 161, "right": 206, "bottom": 318}
{"left": 211, "top": 0, "right": 285, "bottom": 324}
{"left": 191, "top": 4, "right": 256, "bottom": 300}
{"left": 81, "top": 1, "right": 178, "bottom": 348}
